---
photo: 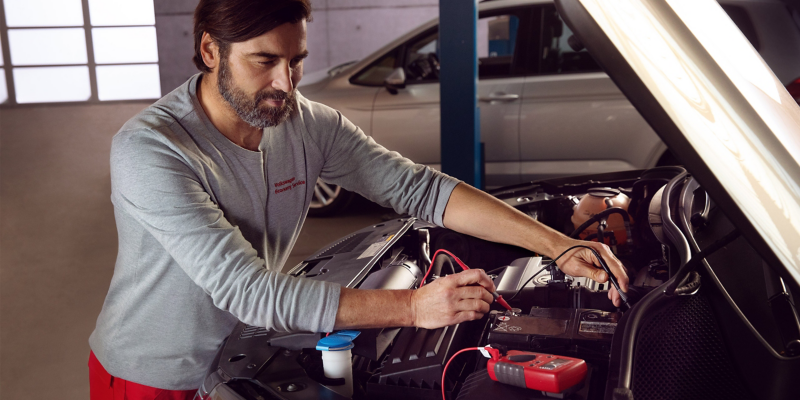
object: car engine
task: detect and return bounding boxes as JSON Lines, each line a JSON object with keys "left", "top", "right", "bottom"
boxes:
{"left": 195, "top": 166, "right": 800, "bottom": 400}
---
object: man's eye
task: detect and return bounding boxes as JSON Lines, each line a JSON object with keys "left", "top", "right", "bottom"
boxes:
{"left": 259, "top": 60, "right": 276, "bottom": 66}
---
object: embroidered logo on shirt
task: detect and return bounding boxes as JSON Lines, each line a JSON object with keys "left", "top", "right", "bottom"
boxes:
{"left": 275, "top": 177, "right": 306, "bottom": 194}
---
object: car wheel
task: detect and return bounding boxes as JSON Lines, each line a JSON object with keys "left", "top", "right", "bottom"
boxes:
{"left": 307, "top": 179, "right": 354, "bottom": 217}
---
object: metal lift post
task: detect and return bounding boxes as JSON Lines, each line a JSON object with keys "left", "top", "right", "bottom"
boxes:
{"left": 439, "top": 0, "right": 482, "bottom": 188}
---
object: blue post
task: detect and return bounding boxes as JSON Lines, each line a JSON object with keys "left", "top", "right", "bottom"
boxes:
{"left": 439, "top": 0, "right": 481, "bottom": 189}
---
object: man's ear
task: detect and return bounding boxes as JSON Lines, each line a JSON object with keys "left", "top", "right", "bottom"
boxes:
{"left": 200, "top": 32, "right": 220, "bottom": 71}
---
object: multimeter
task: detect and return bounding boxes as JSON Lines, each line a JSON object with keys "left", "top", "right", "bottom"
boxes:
{"left": 485, "top": 348, "right": 587, "bottom": 394}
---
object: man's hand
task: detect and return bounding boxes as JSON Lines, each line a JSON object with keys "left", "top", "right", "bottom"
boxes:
{"left": 333, "top": 269, "right": 495, "bottom": 330}
{"left": 442, "top": 183, "right": 630, "bottom": 308}
{"left": 410, "top": 269, "right": 495, "bottom": 329}
{"left": 553, "top": 238, "right": 629, "bottom": 307}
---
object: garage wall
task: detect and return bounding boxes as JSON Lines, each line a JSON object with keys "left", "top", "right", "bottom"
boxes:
{"left": 0, "top": 102, "right": 151, "bottom": 399}
{"left": 0, "top": 2, "right": 438, "bottom": 398}
{"left": 154, "top": 0, "right": 439, "bottom": 95}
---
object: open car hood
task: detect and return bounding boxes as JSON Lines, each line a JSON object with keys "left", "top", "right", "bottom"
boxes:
{"left": 556, "top": 0, "right": 800, "bottom": 286}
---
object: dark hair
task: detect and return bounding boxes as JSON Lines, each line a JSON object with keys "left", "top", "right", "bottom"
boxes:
{"left": 192, "top": 0, "right": 312, "bottom": 73}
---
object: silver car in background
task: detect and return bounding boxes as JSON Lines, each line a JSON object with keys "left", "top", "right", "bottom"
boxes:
{"left": 299, "top": 0, "right": 800, "bottom": 215}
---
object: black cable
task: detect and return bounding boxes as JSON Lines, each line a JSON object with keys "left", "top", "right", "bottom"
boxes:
{"left": 484, "top": 266, "right": 510, "bottom": 276}
{"left": 570, "top": 207, "right": 633, "bottom": 246}
{"left": 664, "top": 229, "right": 740, "bottom": 296}
{"left": 570, "top": 207, "right": 630, "bottom": 237}
{"left": 674, "top": 271, "right": 701, "bottom": 295}
{"left": 506, "top": 245, "right": 628, "bottom": 306}
{"left": 597, "top": 220, "right": 606, "bottom": 245}
{"left": 506, "top": 266, "right": 547, "bottom": 301}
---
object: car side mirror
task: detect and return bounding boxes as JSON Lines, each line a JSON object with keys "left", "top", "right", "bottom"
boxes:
{"left": 384, "top": 67, "right": 406, "bottom": 95}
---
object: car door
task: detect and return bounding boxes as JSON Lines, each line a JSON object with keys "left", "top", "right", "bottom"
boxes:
{"left": 370, "top": 7, "right": 533, "bottom": 188}
{"left": 518, "top": 5, "right": 664, "bottom": 182}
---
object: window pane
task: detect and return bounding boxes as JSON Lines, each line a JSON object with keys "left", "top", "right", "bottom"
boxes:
{"left": 88, "top": 0, "right": 155, "bottom": 26}
{"left": 96, "top": 64, "right": 161, "bottom": 101}
{"left": 351, "top": 50, "right": 398, "bottom": 86}
{"left": 404, "top": 32, "right": 439, "bottom": 82}
{"left": 14, "top": 66, "right": 91, "bottom": 103}
{"left": 478, "top": 15, "right": 519, "bottom": 78}
{"left": 92, "top": 27, "right": 158, "bottom": 64}
{"left": 8, "top": 28, "right": 88, "bottom": 66}
{"left": 0, "top": 74, "right": 7, "bottom": 103}
{"left": 4, "top": 0, "right": 84, "bottom": 27}
{"left": 540, "top": 7, "right": 601, "bottom": 74}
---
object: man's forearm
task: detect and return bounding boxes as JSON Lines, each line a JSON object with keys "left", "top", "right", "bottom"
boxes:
{"left": 442, "top": 183, "right": 569, "bottom": 258}
{"left": 333, "top": 268, "right": 497, "bottom": 330}
{"left": 441, "top": 182, "right": 630, "bottom": 307}
{"left": 333, "top": 288, "right": 414, "bottom": 329}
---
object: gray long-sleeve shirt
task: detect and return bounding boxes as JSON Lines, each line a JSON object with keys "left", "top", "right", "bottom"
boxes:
{"left": 88, "top": 74, "right": 460, "bottom": 389}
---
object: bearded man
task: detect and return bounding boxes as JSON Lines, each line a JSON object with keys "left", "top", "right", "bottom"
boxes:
{"left": 88, "top": 0, "right": 628, "bottom": 398}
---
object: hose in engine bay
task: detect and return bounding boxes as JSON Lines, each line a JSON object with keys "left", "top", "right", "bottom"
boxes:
{"left": 570, "top": 207, "right": 633, "bottom": 247}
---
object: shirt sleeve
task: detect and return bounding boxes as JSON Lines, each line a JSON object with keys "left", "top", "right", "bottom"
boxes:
{"left": 302, "top": 100, "right": 461, "bottom": 227}
{"left": 110, "top": 128, "right": 341, "bottom": 333}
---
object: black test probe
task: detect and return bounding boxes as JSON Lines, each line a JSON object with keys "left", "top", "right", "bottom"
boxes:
{"left": 508, "top": 244, "right": 629, "bottom": 308}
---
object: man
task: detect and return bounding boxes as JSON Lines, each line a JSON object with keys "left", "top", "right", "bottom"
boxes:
{"left": 88, "top": 0, "right": 628, "bottom": 398}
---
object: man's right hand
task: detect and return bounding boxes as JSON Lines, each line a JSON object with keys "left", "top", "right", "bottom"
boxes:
{"left": 409, "top": 269, "right": 495, "bottom": 329}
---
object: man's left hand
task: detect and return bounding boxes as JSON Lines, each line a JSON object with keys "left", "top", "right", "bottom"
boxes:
{"left": 552, "top": 239, "right": 629, "bottom": 307}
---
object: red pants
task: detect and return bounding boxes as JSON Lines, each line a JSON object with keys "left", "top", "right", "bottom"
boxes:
{"left": 89, "top": 351, "right": 196, "bottom": 400}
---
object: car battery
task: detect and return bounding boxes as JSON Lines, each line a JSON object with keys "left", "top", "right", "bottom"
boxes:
{"left": 487, "top": 308, "right": 621, "bottom": 360}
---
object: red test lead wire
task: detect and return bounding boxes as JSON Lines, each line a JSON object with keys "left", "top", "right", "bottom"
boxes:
{"left": 420, "top": 249, "right": 470, "bottom": 285}
{"left": 420, "top": 249, "right": 512, "bottom": 311}
{"left": 441, "top": 347, "right": 481, "bottom": 400}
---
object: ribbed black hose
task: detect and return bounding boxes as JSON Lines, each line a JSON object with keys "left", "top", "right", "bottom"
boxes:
{"left": 674, "top": 271, "right": 702, "bottom": 294}
{"left": 664, "top": 230, "right": 740, "bottom": 296}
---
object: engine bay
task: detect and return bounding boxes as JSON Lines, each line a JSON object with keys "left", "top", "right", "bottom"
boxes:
{"left": 196, "top": 166, "right": 800, "bottom": 400}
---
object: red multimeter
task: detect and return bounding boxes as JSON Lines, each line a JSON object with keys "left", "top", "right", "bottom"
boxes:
{"left": 485, "top": 349, "right": 587, "bottom": 394}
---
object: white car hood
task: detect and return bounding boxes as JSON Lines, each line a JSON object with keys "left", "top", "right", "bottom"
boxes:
{"left": 557, "top": 0, "right": 800, "bottom": 285}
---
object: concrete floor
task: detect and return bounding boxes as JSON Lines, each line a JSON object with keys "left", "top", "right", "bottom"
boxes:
{"left": 0, "top": 102, "right": 387, "bottom": 399}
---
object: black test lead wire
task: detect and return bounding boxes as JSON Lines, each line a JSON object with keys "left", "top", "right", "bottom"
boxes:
{"left": 506, "top": 245, "right": 629, "bottom": 307}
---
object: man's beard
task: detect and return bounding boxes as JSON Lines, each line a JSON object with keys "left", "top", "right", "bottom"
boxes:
{"left": 217, "top": 56, "right": 296, "bottom": 129}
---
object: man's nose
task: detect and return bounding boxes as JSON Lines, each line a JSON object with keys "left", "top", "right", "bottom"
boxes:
{"left": 272, "top": 62, "right": 294, "bottom": 93}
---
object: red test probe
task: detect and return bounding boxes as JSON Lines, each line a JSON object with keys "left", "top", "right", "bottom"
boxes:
{"left": 420, "top": 249, "right": 512, "bottom": 311}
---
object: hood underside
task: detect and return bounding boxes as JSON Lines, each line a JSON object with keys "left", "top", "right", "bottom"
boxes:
{"left": 556, "top": 0, "right": 800, "bottom": 286}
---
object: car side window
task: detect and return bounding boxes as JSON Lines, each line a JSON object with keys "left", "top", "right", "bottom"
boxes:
{"left": 402, "top": 13, "right": 525, "bottom": 84}
{"left": 404, "top": 31, "right": 440, "bottom": 82}
{"left": 478, "top": 14, "right": 521, "bottom": 78}
{"left": 349, "top": 50, "right": 399, "bottom": 86}
{"left": 351, "top": 11, "right": 528, "bottom": 86}
{"left": 539, "top": 6, "right": 602, "bottom": 74}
